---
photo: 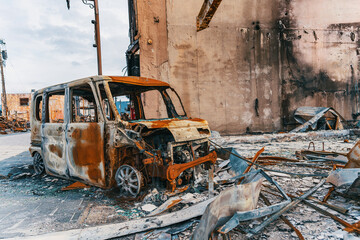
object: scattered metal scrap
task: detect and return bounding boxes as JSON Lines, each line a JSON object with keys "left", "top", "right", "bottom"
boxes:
{"left": 291, "top": 107, "right": 348, "bottom": 133}
{"left": 247, "top": 179, "right": 326, "bottom": 238}
{"left": 291, "top": 194, "right": 360, "bottom": 235}
{"left": 297, "top": 139, "right": 360, "bottom": 168}
{"left": 346, "top": 140, "right": 360, "bottom": 168}
{"left": 9, "top": 128, "right": 360, "bottom": 239}
{"left": 193, "top": 139, "right": 360, "bottom": 239}
{"left": 192, "top": 171, "right": 265, "bottom": 240}
{"left": 216, "top": 171, "right": 292, "bottom": 235}
{"left": 72, "top": 139, "right": 360, "bottom": 238}
{"left": 259, "top": 193, "right": 304, "bottom": 240}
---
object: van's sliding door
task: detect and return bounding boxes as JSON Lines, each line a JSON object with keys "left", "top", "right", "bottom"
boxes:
{"left": 41, "top": 89, "right": 68, "bottom": 177}
{"left": 65, "top": 83, "right": 106, "bottom": 187}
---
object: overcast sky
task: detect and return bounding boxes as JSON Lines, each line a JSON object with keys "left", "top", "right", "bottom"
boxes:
{"left": 0, "top": 0, "right": 129, "bottom": 93}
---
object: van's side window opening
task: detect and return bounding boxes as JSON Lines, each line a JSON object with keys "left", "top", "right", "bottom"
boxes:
{"left": 114, "top": 96, "right": 131, "bottom": 121}
{"left": 98, "top": 83, "right": 115, "bottom": 121}
{"left": 71, "top": 84, "right": 98, "bottom": 123}
{"left": 46, "top": 91, "right": 65, "bottom": 123}
{"left": 35, "top": 95, "right": 43, "bottom": 121}
{"left": 107, "top": 82, "right": 142, "bottom": 120}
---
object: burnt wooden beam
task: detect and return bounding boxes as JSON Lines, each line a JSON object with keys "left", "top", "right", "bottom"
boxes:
{"left": 196, "top": 0, "right": 222, "bottom": 32}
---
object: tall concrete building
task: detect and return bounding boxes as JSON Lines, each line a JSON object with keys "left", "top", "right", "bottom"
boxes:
{"left": 126, "top": 0, "right": 360, "bottom": 134}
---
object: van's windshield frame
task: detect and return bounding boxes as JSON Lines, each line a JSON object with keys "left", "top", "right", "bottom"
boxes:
{"left": 104, "top": 81, "right": 187, "bottom": 122}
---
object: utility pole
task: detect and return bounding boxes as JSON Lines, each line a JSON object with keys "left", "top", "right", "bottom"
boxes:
{"left": 66, "top": 0, "right": 102, "bottom": 75}
{"left": 93, "top": 0, "right": 102, "bottom": 75}
{"left": 0, "top": 40, "right": 7, "bottom": 119}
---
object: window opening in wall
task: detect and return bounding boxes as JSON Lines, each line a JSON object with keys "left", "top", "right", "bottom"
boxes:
{"left": 20, "top": 98, "right": 29, "bottom": 106}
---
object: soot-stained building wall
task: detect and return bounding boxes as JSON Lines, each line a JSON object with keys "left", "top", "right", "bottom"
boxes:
{"left": 129, "top": 0, "right": 360, "bottom": 134}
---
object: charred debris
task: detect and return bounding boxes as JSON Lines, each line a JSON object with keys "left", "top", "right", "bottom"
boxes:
{"left": 0, "top": 116, "right": 29, "bottom": 134}
{"left": 11, "top": 77, "right": 360, "bottom": 240}
{"left": 17, "top": 129, "right": 360, "bottom": 240}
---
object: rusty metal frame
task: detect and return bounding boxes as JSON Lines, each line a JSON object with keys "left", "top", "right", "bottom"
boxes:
{"left": 246, "top": 179, "right": 326, "bottom": 238}
{"left": 289, "top": 193, "right": 360, "bottom": 234}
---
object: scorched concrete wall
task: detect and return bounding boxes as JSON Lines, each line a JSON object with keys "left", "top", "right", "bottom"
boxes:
{"left": 135, "top": 0, "right": 360, "bottom": 134}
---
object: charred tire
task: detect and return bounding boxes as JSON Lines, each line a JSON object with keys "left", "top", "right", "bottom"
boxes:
{"left": 33, "top": 152, "right": 45, "bottom": 175}
{"left": 115, "top": 165, "right": 143, "bottom": 197}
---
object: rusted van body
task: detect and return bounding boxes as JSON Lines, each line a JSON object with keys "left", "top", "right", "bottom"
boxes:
{"left": 29, "top": 76, "right": 216, "bottom": 196}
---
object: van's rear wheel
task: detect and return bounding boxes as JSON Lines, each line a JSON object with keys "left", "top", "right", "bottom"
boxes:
{"left": 115, "top": 165, "right": 142, "bottom": 197}
{"left": 33, "top": 152, "right": 45, "bottom": 175}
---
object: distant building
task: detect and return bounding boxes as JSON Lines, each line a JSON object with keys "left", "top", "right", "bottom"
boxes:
{"left": 6, "top": 93, "right": 32, "bottom": 121}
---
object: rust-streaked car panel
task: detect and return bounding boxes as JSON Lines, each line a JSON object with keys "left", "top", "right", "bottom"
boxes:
{"left": 129, "top": 118, "right": 210, "bottom": 142}
{"left": 29, "top": 76, "right": 216, "bottom": 195}
{"left": 67, "top": 123, "right": 106, "bottom": 187}
{"left": 42, "top": 123, "right": 67, "bottom": 177}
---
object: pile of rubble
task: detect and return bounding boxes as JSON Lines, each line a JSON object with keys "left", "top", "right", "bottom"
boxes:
{"left": 122, "top": 135, "right": 360, "bottom": 240}
{"left": 0, "top": 116, "right": 29, "bottom": 134}
{"left": 28, "top": 131, "right": 359, "bottom": 240}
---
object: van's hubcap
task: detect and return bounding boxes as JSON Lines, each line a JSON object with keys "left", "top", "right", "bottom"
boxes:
{"left": 115, "top": 165, "right": 142, "bottom": 197}
{"left": 33, "top": 153, "right": 45, "bottom": 174}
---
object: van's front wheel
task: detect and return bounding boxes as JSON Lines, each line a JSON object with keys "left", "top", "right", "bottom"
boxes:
{"left": 33, "top": 152, "right": 45, "bottom": 175}
{"left": 115, "top": 165, "right": 142, "bottom": 197}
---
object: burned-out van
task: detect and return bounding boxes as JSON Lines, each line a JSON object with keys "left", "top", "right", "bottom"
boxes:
{"left": 29, "top": 76, "right": 217, "bottom": 196}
